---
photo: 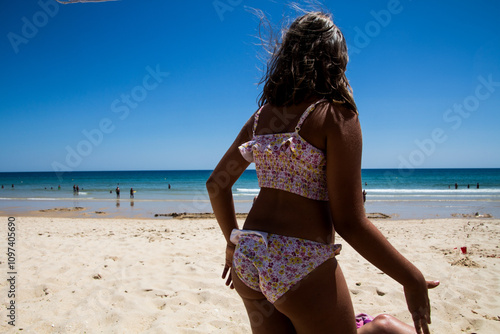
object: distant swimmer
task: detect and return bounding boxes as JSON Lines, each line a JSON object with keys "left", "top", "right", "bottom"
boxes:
{"left": 477, "top": 183, "right": 480, "bottom": 189}
{"left": 130, "top": 188, "right": 134, "bottom": 198}
{"left": 455, "top": 183, "right": 458, "bottom": 189}
{"left": 116, "top": 186, "right": 120, "bottom": 198}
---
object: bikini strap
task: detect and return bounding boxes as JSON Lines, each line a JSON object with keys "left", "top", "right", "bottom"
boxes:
{"left": 252, "top": 106, "right": 264, "bottom": 136}
{"left": 295, "top": 99, "right": 327, "bottom": 132}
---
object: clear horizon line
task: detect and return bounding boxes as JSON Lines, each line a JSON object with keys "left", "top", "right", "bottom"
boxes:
{"left": 1, "top": 167, "right": 499, "bottom": 173}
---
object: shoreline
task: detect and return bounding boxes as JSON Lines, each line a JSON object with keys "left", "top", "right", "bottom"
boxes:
{"left": 1, "top": 211, "right": 396, "bottom": 221}
{"left": 1, "top": 197, "right": 499, "bottom": 220}
{"left": 0, "top": 216, "right": 498, "bottom": 333}
{"left": 2, "top": 207, "right": 497, "bottom": 221}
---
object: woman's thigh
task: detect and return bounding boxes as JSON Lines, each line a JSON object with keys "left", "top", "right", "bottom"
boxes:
{"left": 232, "top": 268, "right": 296, "bottom": 334}
{"left": 273, "top": 258, "right": 357, "bottom": 334}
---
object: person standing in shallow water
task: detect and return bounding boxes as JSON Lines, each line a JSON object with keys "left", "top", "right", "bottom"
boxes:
{"left": 207, "top": 9, "right": 438, "bottom": 334}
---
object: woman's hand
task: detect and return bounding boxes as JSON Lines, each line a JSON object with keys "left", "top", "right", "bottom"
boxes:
{"left": 404, "top": 278, "right": 440, "bottom": 334}
{"left": 221, "top": 243, "right": 236, "bottom": 289}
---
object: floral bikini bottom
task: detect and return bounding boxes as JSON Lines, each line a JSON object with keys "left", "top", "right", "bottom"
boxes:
{"left": 230, "top": 229, "right": 341, "bottom": 304}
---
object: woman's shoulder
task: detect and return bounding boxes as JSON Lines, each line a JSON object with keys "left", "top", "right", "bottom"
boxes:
{"left": 313, "top": 100, "right": 358, "bottom": 129}
{"left": 322, "top": 99, "right": 357, "bottom": 117}
{"left": 241, "top": 106, "right": 264, "bottom": 138}
{"left": 311, "top": 101, "right": 361, "bottom": 149}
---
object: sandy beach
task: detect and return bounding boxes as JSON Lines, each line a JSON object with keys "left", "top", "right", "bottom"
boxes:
{"left": 0, "top": 215, "right": 499, "bottom": 333}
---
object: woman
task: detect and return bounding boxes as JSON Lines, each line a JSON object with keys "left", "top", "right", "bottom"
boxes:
{"left": 207, "top": 11, "right": 437, "bottom": 333}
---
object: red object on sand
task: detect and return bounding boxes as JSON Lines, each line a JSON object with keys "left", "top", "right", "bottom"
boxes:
{"left": 460, "top": 246, "right": 467, "bottom": 254}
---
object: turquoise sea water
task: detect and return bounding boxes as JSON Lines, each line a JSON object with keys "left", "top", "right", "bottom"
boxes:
{"left": 0, "top": 169, "right": 499, "bottom": 219}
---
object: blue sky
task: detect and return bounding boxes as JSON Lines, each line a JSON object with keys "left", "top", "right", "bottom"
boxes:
{"left": 1, "top": 0, "right": 499, "bottom": 172}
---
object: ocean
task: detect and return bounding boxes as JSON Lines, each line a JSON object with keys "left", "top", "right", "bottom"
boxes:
{"left": 0, "top": 169, "right": 499, "bottom": 219}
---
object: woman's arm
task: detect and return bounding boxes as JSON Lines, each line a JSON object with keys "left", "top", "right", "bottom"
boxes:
{"left": 206, "top": 115, "right": 254, "bottom": 288}
{"left": 324, "top": 105, "right": 433, "bottom": 334}
{"left": 206, "top": 114, "right": 253, "bottom": 244}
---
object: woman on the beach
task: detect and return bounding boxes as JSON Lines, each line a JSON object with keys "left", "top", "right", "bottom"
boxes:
{"left": 207, "top": 10, "right": 437, "bottom": 334}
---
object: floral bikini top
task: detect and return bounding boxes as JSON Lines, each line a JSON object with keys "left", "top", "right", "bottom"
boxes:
{"left": 239, "top": 99, "right": 329, "bottom": 201}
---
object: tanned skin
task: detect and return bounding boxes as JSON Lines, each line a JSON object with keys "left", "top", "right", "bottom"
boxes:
{"left": 207, "top": 99, "right": 438, "bottom": 334}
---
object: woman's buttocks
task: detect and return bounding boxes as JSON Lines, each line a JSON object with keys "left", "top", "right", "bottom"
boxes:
{"left": 243, "top": 188, "right": 334, "bottom": 244}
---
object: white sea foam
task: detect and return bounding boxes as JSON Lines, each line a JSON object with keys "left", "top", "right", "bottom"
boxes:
{"left": 27, "top": 197, "right": 58, "bottom": 201}
{"left": 366, "top": 188, "right": 500, "bottom": 194}
{"left": 236, "top": 188, "right": 260, "bottom": 194}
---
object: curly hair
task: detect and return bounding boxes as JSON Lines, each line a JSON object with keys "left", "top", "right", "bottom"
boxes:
{"left": 258, "top": 12, "right": 357, "bottom": 112}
